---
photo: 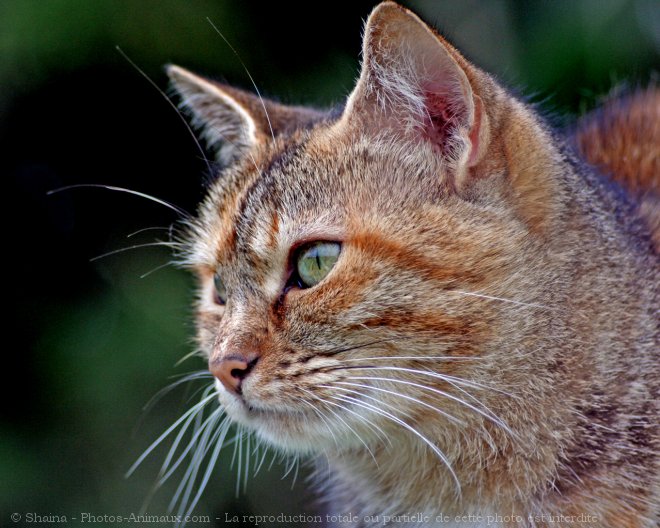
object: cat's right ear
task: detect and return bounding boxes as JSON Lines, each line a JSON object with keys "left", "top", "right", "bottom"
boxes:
{"left": 167, "top": 65, "right": 260, "bottom": 166}
{"left": 167, "top": 65, "right": 325, "bottom": 167}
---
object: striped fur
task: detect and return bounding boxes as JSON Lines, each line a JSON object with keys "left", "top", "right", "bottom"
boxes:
{"left": 169, "top": 2, "right": 658, "bottom": 526}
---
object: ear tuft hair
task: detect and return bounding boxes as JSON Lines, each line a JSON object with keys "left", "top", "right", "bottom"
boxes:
{"left": 167, "top": 65, "right": 258, "bottom": 166}
{"left": 343, "top": 2, "right": 490, "bottom": 178}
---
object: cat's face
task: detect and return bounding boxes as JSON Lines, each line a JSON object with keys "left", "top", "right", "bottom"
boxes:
{"left": 188, "top": 137, "right": 518, "bottom": 453}
{"left": 174, "top": 2, "right": 558, "bottom": 456}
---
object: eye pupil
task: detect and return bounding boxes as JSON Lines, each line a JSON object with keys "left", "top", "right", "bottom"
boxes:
{"left": 213, "top": 273, "right": 227, "bottom": 304}
{"left": 295, "top": 241, "right": 341, "bottom": 289}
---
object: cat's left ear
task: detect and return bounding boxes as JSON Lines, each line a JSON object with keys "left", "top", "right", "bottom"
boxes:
{"left": 167, "top": 65, "right": 323, "bottom": 166}
{"left": 342, "top": 2, "right": 494, "bottom": 186}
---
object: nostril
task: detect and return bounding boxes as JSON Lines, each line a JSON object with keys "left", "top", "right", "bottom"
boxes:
{"left": 247, "top": 356, "right": 258, "bottom": 371}
{"left": 211, "top": 355, "right": 259, "bottom": 395}
{"left": 231, "top": 356, "right": 258, "bottom": 378}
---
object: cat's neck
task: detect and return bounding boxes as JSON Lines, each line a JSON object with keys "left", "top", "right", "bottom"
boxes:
{"left": 317, "top": 425, "right": 526, "bottom": 526}
{"left": 319, "top": 436, "right": 520, "bottom": 523}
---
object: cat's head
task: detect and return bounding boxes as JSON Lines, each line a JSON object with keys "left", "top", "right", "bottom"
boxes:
{"left": 170, "top": 2, "right": 564, "bottom": 456}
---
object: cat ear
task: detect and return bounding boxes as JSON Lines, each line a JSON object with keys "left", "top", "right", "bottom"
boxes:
{"left": 167, "top": 65, "right": 323, "bottom": 166}
{"left": 343, "top": 2, "right": 491, "bottom": 183}
{"left": 167, "top": 65, "right": 260, "bottom": 165}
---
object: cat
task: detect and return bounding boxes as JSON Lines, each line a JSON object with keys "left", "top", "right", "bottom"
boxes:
{"left": 162, "top": 2, "right": 658, "bottom": 526}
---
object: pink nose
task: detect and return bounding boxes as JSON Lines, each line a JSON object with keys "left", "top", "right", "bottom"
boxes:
{"left": 210, "top": 356, "right": 257, "bottom": 395}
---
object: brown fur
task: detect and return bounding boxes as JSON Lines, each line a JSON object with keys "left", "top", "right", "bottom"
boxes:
{"left": 168, "top": 2, "right": 658, "bottom": 527}
{"left": 573, "top": 86, "right": 659, "bottom": 198}
{"left": 572, "top": 86, "right": 660, "bottom": 250}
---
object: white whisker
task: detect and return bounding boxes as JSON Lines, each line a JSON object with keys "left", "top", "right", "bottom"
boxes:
{"left": 319, "top": 384, "right": 415, "bottom": 424}
{"left": 114, "top": 46, "right": 213, "bottom": 176}
{"left": 90, "top": 241, "right": 180, "bottom": 262}
{"left": 182, "top": 414, "right": 232, "bottom": 521}
{"left": 294, "top": 395, "right": 340, "bottom": 449}
{"left": 126, "top": 391, "right": 218, "bottom": 478}
{"left": 347, "top": 375, "right": 515, "bottom": 439}
{"left": 302, "top": 387, "right": 393, "bottom": 443}
{"left": 291, "top": 456, "right": 300, "bottom": 490}
{"left": 159, "top": 411, "right": 228, "bottom": 485}
{"left": 244, "top": 433, "right": 251, "bottom": 493}
{"left": 351, "top": 365, "right": 515, "bottom": 398}
{"left": 140, "top": 371, "right": 212, "bottom": 414}
{"left": 329, "top": 392, "right": 461, "bottom": 495}
{"left": 127, "top": 226, "right": 172, "bottom": 238}
{"left": 206, "top": 18, "right": 276, "bottom": 143}
{"left": 47, "top": 183, "right": 190, "bottom": 218}
{"left": 333, "top": 381, "right": 465, "bottom": 426}
{"left": 174, "top": 349, "right": 205, "bottom": 367}
{"left": 300, "top": 388, "right": 380, "bottom": 464}
{"left": 170, "top": 408, "right": 225, "bottom": 519}
{"left": 253, "top": 440, "right": 270, "bottom": 477}
{"left": 140, "top": 260, "right": 176, "bottom": 279}
{"left": 343, "top": 355, "right": 482, "bottom": 362}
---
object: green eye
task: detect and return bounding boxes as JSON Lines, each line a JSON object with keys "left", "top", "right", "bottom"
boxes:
{"left": 296, "top": 241, "right": 341, "bottom": 288}
{"left": 213, "top": 273, "right": 227, "bottom": 304}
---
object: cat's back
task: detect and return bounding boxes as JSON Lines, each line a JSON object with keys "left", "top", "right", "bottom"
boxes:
{"left": 572, "top": 86, "right": 660, "bottom": 249}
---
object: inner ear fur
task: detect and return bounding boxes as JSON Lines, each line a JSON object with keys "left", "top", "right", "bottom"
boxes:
{"left": 341, "top": 2, "right": 562, "bottom": 233}
{"left": 342, "top": 2, "right": 493, "bottom": 184}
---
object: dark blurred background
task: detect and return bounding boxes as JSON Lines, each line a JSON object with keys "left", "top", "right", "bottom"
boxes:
{"left": 1, "top": 0, "right": 657, "bottom": 526}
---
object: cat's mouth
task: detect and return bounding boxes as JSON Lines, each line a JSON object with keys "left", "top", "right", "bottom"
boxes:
{"left": 244, "top": 403, "right": 307, "bottom": 420}
{"left": 237, "top": 397, "right": 307, "bottom": 420}
{"left": 214, "top": 385, "right": 340, "bottom": 451}
{"left": 216, "top": 383, "right": 306, "bottom": 421}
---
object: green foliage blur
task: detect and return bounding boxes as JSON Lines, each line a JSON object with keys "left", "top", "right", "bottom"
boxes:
{"left": 1, "top": 1, "right": 657, "bottom": 527}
